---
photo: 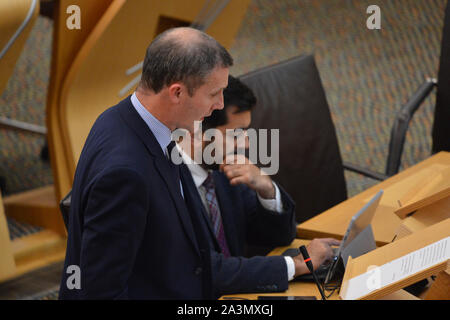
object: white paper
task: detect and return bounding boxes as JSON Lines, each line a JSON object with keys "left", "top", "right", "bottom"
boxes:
{"left": 342, "top": 236, "right": 450, "bottom": 300}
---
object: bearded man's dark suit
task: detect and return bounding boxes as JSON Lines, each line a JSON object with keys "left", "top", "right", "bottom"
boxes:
{"left": 180, "top": 164, "right": 297, "bottom": 298}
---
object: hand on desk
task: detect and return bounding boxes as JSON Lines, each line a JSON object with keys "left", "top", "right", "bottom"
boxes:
{"left": 292, "top": 238, "right": 341, "bottom": 277}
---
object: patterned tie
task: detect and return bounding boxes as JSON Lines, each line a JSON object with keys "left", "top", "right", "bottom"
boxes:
{"left": 166, "top": 141, "right": 182, "bottom": 197}
{"left": 202, "top": 172, "right": 231, "bottom": 258}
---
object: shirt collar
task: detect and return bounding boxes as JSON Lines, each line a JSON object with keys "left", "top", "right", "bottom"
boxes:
{"left": 130, "top": 92, "right": 172, "bottom": 152}
{"left": 176, "top": 144, "right": 209, "bottom": 188}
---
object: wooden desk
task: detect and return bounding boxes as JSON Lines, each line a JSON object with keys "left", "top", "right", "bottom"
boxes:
{"left": 220, "top": 239, "right": 419, "bottom": 300}
{"left": 297, "top": 152, "right": 450, "bottom": 246}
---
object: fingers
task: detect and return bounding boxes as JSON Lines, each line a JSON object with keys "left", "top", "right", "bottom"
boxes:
{"left": 229, "top": 154, "right": 251, "bottom": 163}
{"left": 222, "top": 166, "right": 245, "bottom": 180}
{"left": 219, "top": 162, "right": 245, "bottom": 175}
{"left": 221, "top": 161, "right": 255, "bottom": 187}
{"left": 309, "top": 238, "right": 340, "bottom": 247}
{"left": 221, "top": 154, "right": 251, "bottom": 168}
{"left": 229, "top": 176, "right": 248, "bottom": 186}
{"left": 320, "top": 238, "right": 342, "bottom": 247}
{"left": 305, "top": 238, "right": 340, "bottom": 268}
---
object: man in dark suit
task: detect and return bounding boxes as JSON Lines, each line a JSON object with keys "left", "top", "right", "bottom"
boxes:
{"left": 59, "top": 27, "right": 232, "bottom": 299}
{"left": 176, "top": 76, "right": 340, "bottom": 298}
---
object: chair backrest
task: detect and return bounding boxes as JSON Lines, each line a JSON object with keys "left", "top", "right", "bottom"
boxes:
{"left": 239, "top": 55, "right": 347, "bottom": 223}
{"left": 432, "top": 0, "right": 450, "bottom": 153}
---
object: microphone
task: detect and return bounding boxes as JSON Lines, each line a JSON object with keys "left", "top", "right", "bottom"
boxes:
{"left": 299, "top": 245, "right": 327, "bottom": 300}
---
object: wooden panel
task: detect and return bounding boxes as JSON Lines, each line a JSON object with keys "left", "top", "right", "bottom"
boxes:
{"left": 58, "top": 0, "right": 251, "bottom": 191}
{"left": 395, "top": 167, "right": 450, "bottom": 218}
{"left": 378, "top": 290, "right": 420, "bottom": 300}
{"left": 297, "top": 152, "right": 450, "bottom": 246}
{"left": 0, "top": 230, "right": 67, "bottom": 283}
{"left": 395, "top": 196, "right": 450, "bottom": 239}
{"left": 47, "top": 0, "right": 113, "bottom": 201}
{"left": 424, "top": 270, "right": 450, "bottom": 300}
{"left": 3, "top": 185, "right": 65, "bottom": 235}
{"left": 0, "top": 192, "right": 16, "bottom": 282}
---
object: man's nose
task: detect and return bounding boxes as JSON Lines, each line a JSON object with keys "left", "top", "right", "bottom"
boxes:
{"left": 214, "top": 93, "right": 225, "bottom": 110}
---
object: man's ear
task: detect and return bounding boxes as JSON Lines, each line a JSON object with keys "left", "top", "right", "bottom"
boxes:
{"left": 168, "top": 83, "right": 184, "bottom": 103}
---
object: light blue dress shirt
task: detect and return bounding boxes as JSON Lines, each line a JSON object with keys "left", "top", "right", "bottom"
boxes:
{"left": 131, "top": 92, "right": 172, "bottom": 152}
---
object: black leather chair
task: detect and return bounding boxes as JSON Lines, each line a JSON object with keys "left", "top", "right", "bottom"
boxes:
{"left": 240, "top": 55, "right": 348, "bottom": 223}
{"left": 432, "top": 0, "right": 450, "bottom": 154}
{"left": 239, "top": 51, "right": 444, "bottom": 223}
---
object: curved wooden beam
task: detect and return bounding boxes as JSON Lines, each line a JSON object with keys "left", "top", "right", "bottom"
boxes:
{"left": 46, "top": 0, "right": 113, "bottom": 201}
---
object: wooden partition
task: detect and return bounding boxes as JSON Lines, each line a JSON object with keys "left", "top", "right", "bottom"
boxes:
{"left": 298, "top": 152, "right": 450, "bottom": 246}
{"left": 395, "top": 196, "right": 450, "bottom": 239}
{"left": 3, "top": 0, "right": 114, "bottom": 236}
{"left": 47, "top": 0, "right": 114, "bottom": 207}
{"left": 57, "top": 0, "right": 251, "bottom": 199}
{"left": 393, "top": 163, "right": 450, "bottom": 239}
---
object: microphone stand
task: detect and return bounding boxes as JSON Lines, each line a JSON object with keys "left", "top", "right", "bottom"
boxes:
{"left": 299, "top": 245, "right": 327, "bottom": 300}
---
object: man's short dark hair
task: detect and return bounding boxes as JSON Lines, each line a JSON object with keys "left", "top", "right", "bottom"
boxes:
{"left": 202, "top": 75, "right": 256, "bottom": 131}
{"left": 140, "top": 27, "right": 233, "bottom": 96}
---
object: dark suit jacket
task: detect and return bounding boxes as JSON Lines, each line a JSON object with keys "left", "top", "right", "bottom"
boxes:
{"left": 180, "top": 165, "right": 297, "bottom": 298}
{"left": 59, "top": 96, "right": 211, "bottom": 299}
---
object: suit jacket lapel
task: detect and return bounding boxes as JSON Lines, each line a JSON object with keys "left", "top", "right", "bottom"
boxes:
{"left": 153, "top": 158, "right": 200, "bottom": 254}
{"left": 118, "top": 97, "right": 200, "bottom": 255}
